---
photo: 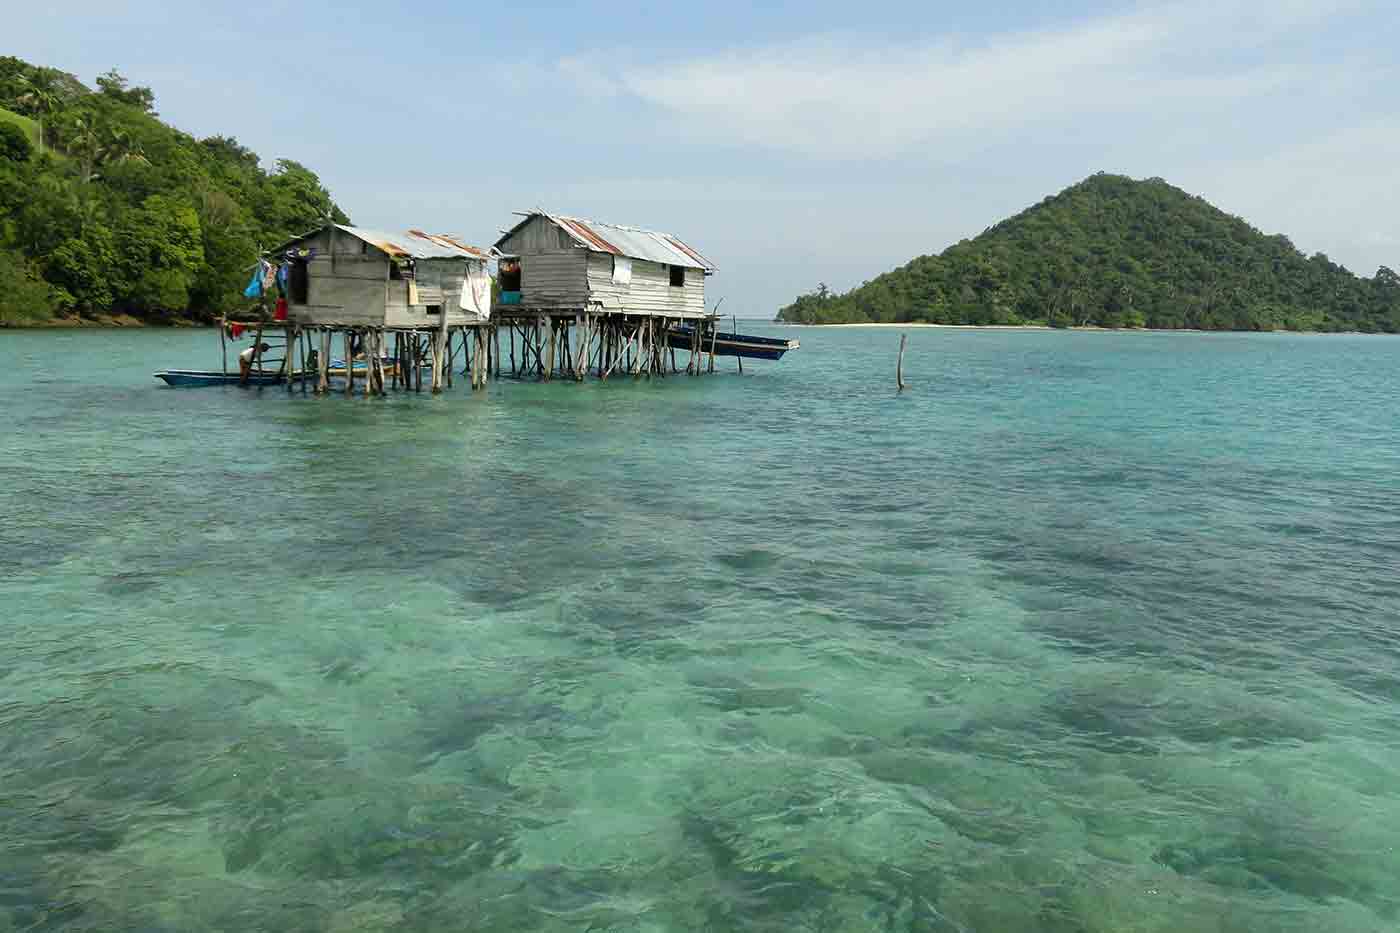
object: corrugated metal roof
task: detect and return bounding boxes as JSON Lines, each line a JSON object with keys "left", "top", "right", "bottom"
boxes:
{"left": 497, "top": 213, "right": 716, "bottom": 271}
{"left": 334, "top": 224, "right": 490, "bottom": 261}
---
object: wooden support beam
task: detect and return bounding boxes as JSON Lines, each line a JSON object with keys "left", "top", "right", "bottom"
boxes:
{"left": 318, "top": 329, "right": 330, "bottom": 394}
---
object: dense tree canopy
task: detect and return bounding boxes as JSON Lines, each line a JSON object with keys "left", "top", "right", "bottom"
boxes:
{"left": 0, "top": 56, "right": 349, "bottom": 324}
{"left": 777, "top": 174, "right": 1400, "bottom": 333}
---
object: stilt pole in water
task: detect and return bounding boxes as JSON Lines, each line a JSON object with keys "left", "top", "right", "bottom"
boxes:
{"left": 897, "top": 334, "right": 907, "bottom": 392}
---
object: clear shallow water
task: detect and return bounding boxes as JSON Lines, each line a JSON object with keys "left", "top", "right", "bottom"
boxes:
{"left": 2, "top": 325, "right": 1399, "bottom": 932}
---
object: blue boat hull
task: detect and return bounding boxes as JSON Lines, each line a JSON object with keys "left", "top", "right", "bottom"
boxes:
{"left": 155, "top": 370, "right": 307, "bottom": 387}
{"left": 665, "top": 327, "right": 798, "bottom": 361}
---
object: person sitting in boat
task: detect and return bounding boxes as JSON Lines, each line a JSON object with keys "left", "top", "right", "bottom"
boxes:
{"left": 239, "top": 343, "right": 272, "bottom": 380}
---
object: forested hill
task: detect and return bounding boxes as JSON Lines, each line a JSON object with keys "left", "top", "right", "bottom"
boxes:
{"left": 777, "top": 174, "right": 1400, "bottom": 332}
{"left": 0, "top": 57, "right": 349, "bottom": 325}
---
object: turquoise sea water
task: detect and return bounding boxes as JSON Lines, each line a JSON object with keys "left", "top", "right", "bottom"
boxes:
{"left": 2, "top": 326, "right": 1399, "bottom": 931}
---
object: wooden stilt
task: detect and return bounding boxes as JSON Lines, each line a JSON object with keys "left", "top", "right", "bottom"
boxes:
{"left": 445, "top": 327, "right": 455, "bottom": 389}
{"left": 318, "top": 329, "right": 330, "bottom": 394}
{"left": 344, "top": 330, "right": 355, "bottom": 397}
{"left": 428, "top": 319, "right": 445, "bottom": 392}
{"left": 219, "top": 315, "right": 228, "bottom": 376}
{"left": 543, "top": 316, "right": 554, "bottom": 382}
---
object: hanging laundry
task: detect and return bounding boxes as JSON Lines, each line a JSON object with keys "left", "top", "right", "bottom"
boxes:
{"left": 274, "top": 298, "right": 288, "bottom": 321}
{"left": 460, "top": 262, "right": 492, "bottom": 320}
{"left": 611, "top": 256, "right": 633, "bottom": 286}
{"left": 229, "top": 322, "right": 245, "bottom": 339}
{"left": 243, "top": 259, "right": 273, "bottom": 298}
{"left": 276, "top": 263, "right": 289, "bottom": 297}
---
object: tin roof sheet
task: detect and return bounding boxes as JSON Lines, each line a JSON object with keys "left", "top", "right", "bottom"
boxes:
{"left": 497, "top": 213, "right": 715, "bottom": 271}
{"left": 334, "top": 225, "right": 490, "bottom": 261}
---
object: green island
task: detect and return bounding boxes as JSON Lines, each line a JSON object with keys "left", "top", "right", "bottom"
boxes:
{"left": 0, "top": 56, "right": 348, "bottom": 326}
{"left": 777, "top": 173, "right": 1400, "bottom": 332}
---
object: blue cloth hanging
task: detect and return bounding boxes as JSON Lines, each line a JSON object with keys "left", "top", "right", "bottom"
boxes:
{"left": 242, "top": 266, "right": 263, "bottom": 298}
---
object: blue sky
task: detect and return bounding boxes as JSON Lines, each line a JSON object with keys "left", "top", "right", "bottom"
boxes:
{"left": 7, "top": 0, "right": 1397, "bottom": 314}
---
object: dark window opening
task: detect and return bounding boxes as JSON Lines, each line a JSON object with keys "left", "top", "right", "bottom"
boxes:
{"left": 361, "top": 241, "right": 368, "bottom": 255}
{"left": 389, "top": 262, "right": 403, "bottom": 281}
{"left": 289, "top": 258, "right": 309, "bottom": 304}
{"left": 425, "top": 305, "right": 442, "bottom": 315}
{"left": 498, "top": 260, "right": 521, "bottom": 292}
{"left": 670, "top": 265, "right": 686, "bottom": 287}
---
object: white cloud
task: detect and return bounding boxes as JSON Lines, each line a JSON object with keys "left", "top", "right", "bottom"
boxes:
{"left": 1187, "top": 123, "right": 1400, "bottom": 276}
{"left": 555, "top": 0, "right": 1382, "bottom": 159}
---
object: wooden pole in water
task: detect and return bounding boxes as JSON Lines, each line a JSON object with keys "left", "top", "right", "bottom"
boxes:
{"left": 219, "top": 315, "right": 228, "bottom": 376}
{"left": 344, "top": 330, "right": 355, "bottom": 397}
{"left": 897, "top": 333, "right": 907, "bottom": 392}
{"left": 543, "top": 316, "right": 554, "bottom": 382}
{"left": 284, "top": 326, "right": 295, "bottom": 391}
{"left": 318, "top": 329, "right": 330, "bottom": 394}
{"left": 733, "top": 314, "right": 742, "bottom": 374}
{"left": 707, "top": 319, "right": 718, "bottom": 374}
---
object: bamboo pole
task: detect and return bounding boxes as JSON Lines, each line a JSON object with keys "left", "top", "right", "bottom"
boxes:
{"left": 219, "top": 315, "right": 228, "bottom": 376}
{"left": 707, "top": 319, "right": 718, "bottom": 374}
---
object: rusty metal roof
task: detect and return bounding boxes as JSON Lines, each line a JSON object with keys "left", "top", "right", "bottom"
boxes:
{"left": 335, "top": 225, "right": 490, "bottom": 261}
{"left": 496, "top": 212, "right": 715, "bottom": 272}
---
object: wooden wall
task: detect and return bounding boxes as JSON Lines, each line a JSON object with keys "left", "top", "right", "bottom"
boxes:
{"left": 498, "top": 216, "right": 590, "bottom": 309}
{"left": 287, "top": 228, "right": 484, "bottom": 327}
{"left": 585, "top": 252, "right": 706, "bottom": 318}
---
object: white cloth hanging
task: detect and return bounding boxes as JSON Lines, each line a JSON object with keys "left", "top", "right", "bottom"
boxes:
{"left": 459, "top": 261, "right": 492, "bottom": 321}
{"left": 611, "top": 255, "right": 632, "bottom": 286}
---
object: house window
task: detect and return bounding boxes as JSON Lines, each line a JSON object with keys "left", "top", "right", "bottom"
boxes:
{"left": 670, "top": 265, "right": 686, "bottom": 287}
{"left": 426, "top": 305, "right": 442, "bottom": 315}
{"left": 389, "top": 262, "right": 403, "bottom": 281}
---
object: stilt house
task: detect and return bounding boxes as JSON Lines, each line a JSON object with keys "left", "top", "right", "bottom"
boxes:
{"left": 276, "top": 224, "right": 493, "bottom": 328}
{"left": 493, "top": 212, "right": 715, "bottom": 318}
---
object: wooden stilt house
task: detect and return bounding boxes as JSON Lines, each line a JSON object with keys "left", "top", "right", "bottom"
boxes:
{"left": 277, "top": 224, "right": 493, "bottom": 328}
{"left": 493, "top": 212, "right": 714, "bottom": 318}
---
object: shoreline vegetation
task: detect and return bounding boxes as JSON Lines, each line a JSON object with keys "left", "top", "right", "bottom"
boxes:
{"left": 0, "top": 56, "right": 348, "bottom": 328}
{"left": 777, "top": 174, "right": 1399, "bottom": 334}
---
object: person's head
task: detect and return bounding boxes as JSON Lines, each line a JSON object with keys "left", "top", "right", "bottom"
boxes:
{"left": 258, "top": 343, "right": 271, "bottom": 351}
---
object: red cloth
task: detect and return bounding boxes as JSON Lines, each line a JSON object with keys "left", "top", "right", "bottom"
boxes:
{"left": 273, "top": 298, "right": 288, "bottom": 321}
{"left": 229, "top": 323, "right": 245, "bottom": 338}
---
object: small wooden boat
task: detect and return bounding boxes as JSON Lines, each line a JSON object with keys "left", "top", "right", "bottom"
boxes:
{"left": 665, "top": 325, "right": 799, "bottom": 361}
{"left": 154, "top": 369, "right": 309, "bottom": 387}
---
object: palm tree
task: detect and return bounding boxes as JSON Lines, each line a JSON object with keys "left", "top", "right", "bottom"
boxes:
{"left": 61, "top": 113, "right": 102, "bottom": 183}
{"left": 100, "top": 125, "right": 147, "bottom": 169}
{"left": 15, "top": 72, "right": 61, "bottom": 155}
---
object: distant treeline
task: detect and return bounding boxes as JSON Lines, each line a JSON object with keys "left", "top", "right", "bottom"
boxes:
{"left": 777, "top": 174, "right": 1400, "bottom": 332}
{"left": 0, "top": 56, "right": 349, "bottom": 325}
